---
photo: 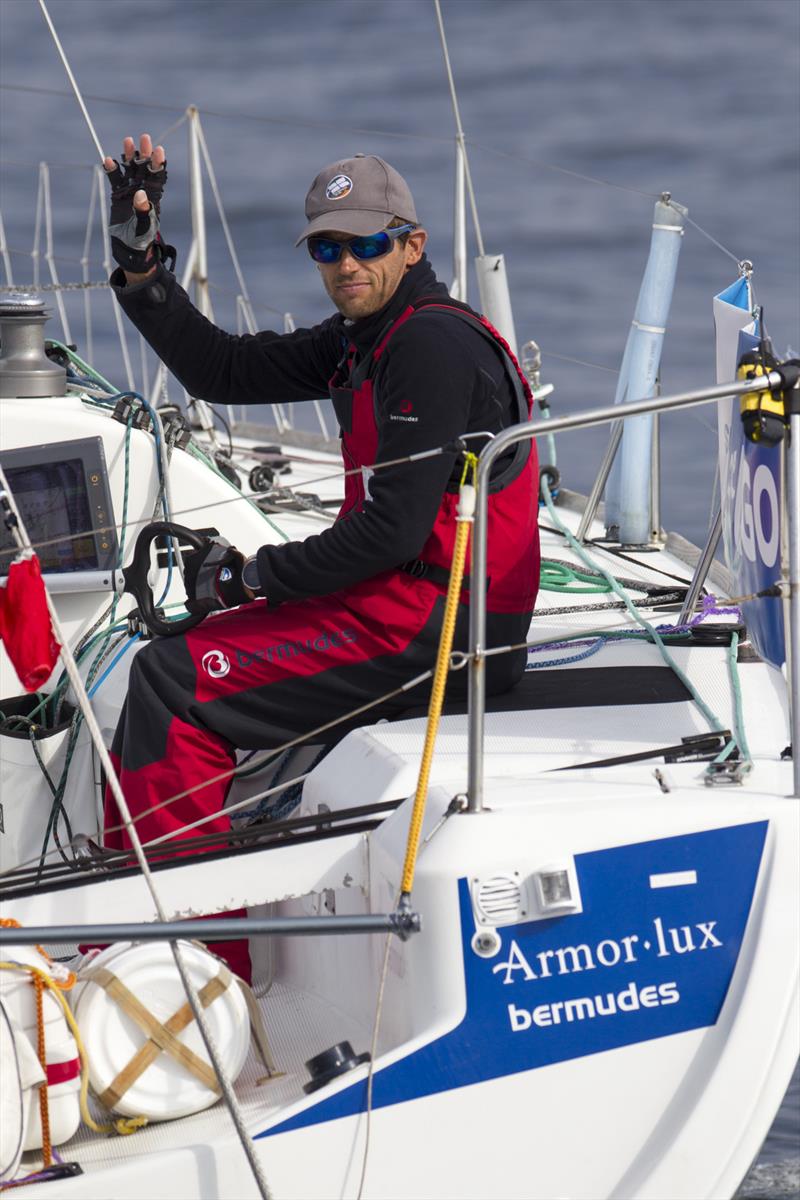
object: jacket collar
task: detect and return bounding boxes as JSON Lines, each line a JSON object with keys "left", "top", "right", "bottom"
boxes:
{"left": 340, "top": 256, "right": 449, "bottom": 358}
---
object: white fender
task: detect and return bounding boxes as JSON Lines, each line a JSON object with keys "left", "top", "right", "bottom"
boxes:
{"left": 0, "top": 945, "right": 82, "bottom": 1151}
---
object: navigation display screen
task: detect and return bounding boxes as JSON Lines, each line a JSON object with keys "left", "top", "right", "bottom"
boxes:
{"left": 0, "top": 438, "right": 117, "bottom": 575}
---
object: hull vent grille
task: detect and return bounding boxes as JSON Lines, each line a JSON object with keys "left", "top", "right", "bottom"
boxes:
{"left": 474, "top": 874, "right": 523, "bottom": 926}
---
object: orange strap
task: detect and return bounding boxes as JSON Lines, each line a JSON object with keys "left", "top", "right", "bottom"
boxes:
{"left": 33, "top": 974, "right": 53, "bottom": 1169}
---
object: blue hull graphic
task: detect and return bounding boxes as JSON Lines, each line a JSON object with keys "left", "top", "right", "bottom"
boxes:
{"left": 259, "top": 820, "right": 767, "bottom": 1139}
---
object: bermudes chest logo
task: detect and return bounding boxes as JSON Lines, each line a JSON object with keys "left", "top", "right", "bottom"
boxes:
{"left": 201, "top": 649, "right": 231, "bottom": 679}
{"left": 325, "top": 174, "right": 353, "bottom": 200}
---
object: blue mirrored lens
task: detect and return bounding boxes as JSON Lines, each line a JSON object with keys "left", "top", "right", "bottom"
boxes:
{"left": 349, "top": 233, "right": 391, "bottom": 260}
{"left": 308, "top": 238, "right": 341, "bottom": 264}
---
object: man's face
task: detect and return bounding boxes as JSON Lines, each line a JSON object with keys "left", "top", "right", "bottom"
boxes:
{"left": 316, "top": 228, "right": 427, "bottom": 320}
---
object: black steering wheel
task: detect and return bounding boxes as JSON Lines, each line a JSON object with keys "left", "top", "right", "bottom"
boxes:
{"left": 122, "top": 521, "right": 209, "bottom": 638}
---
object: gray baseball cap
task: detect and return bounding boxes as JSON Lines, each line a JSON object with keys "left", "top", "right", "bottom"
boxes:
{"left": 295, "top": 154, "right": 418, "bottom": 246}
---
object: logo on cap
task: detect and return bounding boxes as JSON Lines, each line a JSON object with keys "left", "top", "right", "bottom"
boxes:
{"left": 325, "top": 174, "right": 353, "bottom": 200}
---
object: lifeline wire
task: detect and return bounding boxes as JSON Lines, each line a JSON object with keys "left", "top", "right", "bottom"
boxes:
{"left": 3, "top": 617, "right": 706, "bottom": 878}
{"left": 4, "top": 428, "right": 486, "bottom": 561}
{"left": 0, "top": 80, "right": 770, "bottom": 263}
{"left": 0, "top": 82, "right": 456, "bottom": 145}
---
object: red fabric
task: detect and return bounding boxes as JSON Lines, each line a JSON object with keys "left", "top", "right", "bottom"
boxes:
{"left": 0, "top": 555, "right": 60, "bottom": 691}
{"left": 46, "top": 1057, "right": 81, "bottom": 1086}
{"left": 103, "top": 745, "right": 253, "bottom": 983}
{"left": 106, "top": 583, "right": 441, "bottom": 840}
{"left": 335, "top": 301, "right": 540, "bottom": 615}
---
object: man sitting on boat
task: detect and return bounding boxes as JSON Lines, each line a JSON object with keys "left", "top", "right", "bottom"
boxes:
{"left": 103, "top": 135, "right": 540, "bottom": 974}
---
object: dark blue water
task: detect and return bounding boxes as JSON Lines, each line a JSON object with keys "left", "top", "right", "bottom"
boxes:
{"left": 0, "top": 0, "right": 798, "bottom": 1186}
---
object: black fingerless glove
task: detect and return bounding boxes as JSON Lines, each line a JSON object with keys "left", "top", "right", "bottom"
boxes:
{"left": 105, "top": 152, "right": 175, "bottom": 273}
{"left": 183, "top": 539, "right": 251, "bottom": 615}
{"left": 110, "top": 226, "right": 176, "bottom": 275}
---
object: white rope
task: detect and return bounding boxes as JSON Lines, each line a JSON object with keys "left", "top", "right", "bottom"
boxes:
{"left": 356, "top": 926, "right": 393, "bottom": 1199}
{"left": 433, "top": 0, "right": 485, "bottom": 257}
{"left": 36, "top": 0, "right": 105, "bottom": 163}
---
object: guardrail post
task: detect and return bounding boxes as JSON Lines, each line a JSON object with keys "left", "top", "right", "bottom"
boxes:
{"left": 787, "top": 376, "right": 800, "bottom": 797}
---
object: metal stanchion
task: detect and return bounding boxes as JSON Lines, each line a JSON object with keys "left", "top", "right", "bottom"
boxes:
{"left": 786, "top": 377, "right": 800, "bottom": 797}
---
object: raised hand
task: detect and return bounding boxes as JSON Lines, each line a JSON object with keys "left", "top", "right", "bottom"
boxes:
{"left": 104, "top": 134, "right": 172, "bottom": 278}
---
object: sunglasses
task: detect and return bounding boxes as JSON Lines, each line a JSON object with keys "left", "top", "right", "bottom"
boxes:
{"left": 307, "top": 224, "right": 416, "bottom": 264}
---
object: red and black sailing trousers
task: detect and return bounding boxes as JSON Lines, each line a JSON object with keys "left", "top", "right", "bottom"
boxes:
{"left": 103, "top": 575, "right": 478, "bottom": 978}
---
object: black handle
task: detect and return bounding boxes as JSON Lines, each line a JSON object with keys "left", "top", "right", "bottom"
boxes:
{"left": 122, "top": 521, "right": 208, "bottom": 638}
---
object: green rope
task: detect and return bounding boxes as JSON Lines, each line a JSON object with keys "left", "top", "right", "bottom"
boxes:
{"left": 532, "top": 384, "right": 557, "bottom": 470}
{"left": 28, "top": 724, "right": 74, "bottom": 862}
{"left": 540, "top": 479, "right": 727, "bottom": 735}
{"left": 36, "top": 629, "right": 129, "bottom": 878}
{"left": 22, "top": 618, "right": 127, "bottom": 727}
{"left": 540, "top": 560, "right": 613, "bottom": 594}
{"left": 712, "top": 631, "right": 752, "bottom": 771}
{"left": 111, "top": 409, "right": 136, "bottom": 623}
{"left": 47, "top": 339, "right": 116, "bottom": 393}
{"left": 726, "top": 633, "right": 751, "bottom": 762}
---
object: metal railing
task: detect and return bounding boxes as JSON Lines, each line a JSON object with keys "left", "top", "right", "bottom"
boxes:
{"left": 466, "top": 370, "right": 796, "bottom": 810}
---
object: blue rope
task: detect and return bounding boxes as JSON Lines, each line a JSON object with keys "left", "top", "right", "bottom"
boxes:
{"left": 526, "top": 637, "right": 605, "bottom": 670}
{"left": 87, "top": 634, "right": 141, "bottom": 698}
{"left": 235, "top": 748, "right": 328, "bottom": 825}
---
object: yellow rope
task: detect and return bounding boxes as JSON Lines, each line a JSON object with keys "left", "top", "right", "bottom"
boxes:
{"left": 0, "top": 961, "right": 147, "bottom": 1138}
{"left": 399, "top": 454, "right": 477, "bottom": 898}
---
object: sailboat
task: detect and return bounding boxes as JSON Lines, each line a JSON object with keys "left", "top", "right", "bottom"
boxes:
{"left": 0, "top": 2, "right": 797, "bottom": 1197}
